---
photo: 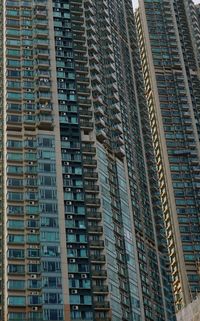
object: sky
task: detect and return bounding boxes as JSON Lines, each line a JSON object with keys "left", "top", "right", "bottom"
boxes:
{"left": 131, "top": 0, "right": 200, "bottom": 10}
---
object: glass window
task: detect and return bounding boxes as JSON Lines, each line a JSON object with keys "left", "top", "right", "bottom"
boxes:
{"left": 8, "top": 206, "right": 24, "bottom": 215}
{"left": 8, "top": 312, "right": 26, "bottom": 320}
{"left": 7, "top": 220, "right": 24, "bottom": 229}
{"left": 8, "top": 264, "right": 25, "bottom": 274}
{"left": 8, "top": 296, "right": 26, "bottom": 306}
{"left": 8, "top": 234, "right": 24, "bottom": 243}
{"left": 8, "top": 249, "right": 24, "bottom": 259}
{"left": 8, "top": 280, "right": 25, "bottom": 290}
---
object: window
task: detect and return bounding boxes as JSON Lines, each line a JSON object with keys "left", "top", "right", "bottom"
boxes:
{"left": 8, "top": 296, "right": 26, "bottom": 306}
{"left": 8, "top": 280, "right": 25, "bottom": 290}
{"left": 27, "top": 234, "right": 39, "bottom": 243}
{"left": 8, "top": 234, "right": 24, "bottom": 243}
{"left": 28, "top": 295, "right": 42, "bottom": 305}
{"left": 41, "top": 232, "right": 59, "bottom": 242}
{"left": 28, "top": 280, "right": 41, "bottom": 289}
{"left": 8, "top": 249, "right": 24, "bottom": 259}
{"left": 8, "top": 264, "right": 25, "bottom": 274}
{"left": 28, "top": 264, "right": 40, "bottom": 273}
{"left": 7, "top": 220, "right": 24, "bottom": 229}
{"left": 44, "top": 309, "right": 63, "bottom": 321}
{"left": 27, "top": 249, "right": 40, "bottom": 258}
{"left": 8, "top": 206, "right": 24, "bottom": 215}
{"left": 8, "top": 312, "right": 26, "bottom": 320}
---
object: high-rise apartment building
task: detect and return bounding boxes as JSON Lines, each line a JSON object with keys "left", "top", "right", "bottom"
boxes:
{"left": 136, "top": 0, "right": 200, "bottom": 312}
{"left": 0, "top": 0, "right": 176, "bottom": 320}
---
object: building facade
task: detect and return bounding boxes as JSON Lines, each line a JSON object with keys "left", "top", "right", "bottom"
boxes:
{"left": 1, "top": 0, "right": 175, "bottom": 320}
{"left": 176, "top": 295, "right": 200, "bottom": 321}
{"left": 136, "top": 0, "right": 200, "bottom": 312}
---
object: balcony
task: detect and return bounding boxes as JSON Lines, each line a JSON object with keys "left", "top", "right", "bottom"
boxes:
{"left": 37, "top": 115, "right": 53, "bottom": 130}
{"left": 35, "top": 19, "right": 48, "bottom": 28}
{"left": 37, "top": 91, "right": 51, "bottom": 102}
{"left": 95, "top": 106, "right": 104, "bottom": 117}
{"left": 88, "top": 226, "right": 103, "bottom": 234}
{"left": 36, "top": 49, "right": 50, "bottom": 59}
{"left": 74, "top": 44, "right": 87, "bottom": 52}
{"left": 110, "top": 103, "right": 120, "bottom": 113}
{"left": 114, "top": 146, "right": 125, "bottom": 159}
{"left": 112, "top": 124, "right": 123, "bottom": 134}
{"left": 37, "top": 69, "right": 51, "bottom": 77}
{"left": 89, "top": 240, "right": 104, "bottom": 248}
{"left": 37, "top": 80, "right": 51, "bottom": 91}
{"left": 78, "top": 98, "right": 91, "bottom": 106}
{"left": 35, "top": 9, "right": 47, "bottom": 18}
{"left": 83, "top": 159, "right": 97, "bottom": 167}
{"left": 34, "top": 38, "right": 49, "bottom": 48}
{"left": 111, "top": 113, "right": 121, "bottom": 124}
{"left": 80, "top": 120, "right": 93, "bottom": 131}
{"left": 93, "top": 96, "right": 103, "bottom": 105}
{"left": 86, "top": 211, "right": 101, "bottom": 220}
{"left": 89, "top": 53, "right": 99, "bottom": 64}
{"left": 91, "top": 270, "right": 107, "bottom": 278}
{"left": 82, "top": 146, "right": 96, "bottom": 154}
{"left": 37, "top": 103, "right": 52, "bottom": 113}
{"left": 93, "top": 285, "right": 109, "bottom": 293}
{"left": 37, "top": 59, "right": 50, "bottom": 68}
{"left": 85, "top": 198, "right": 101, "bottom": 206}
{"left": 95, "top": 118, "right": 106, "bottom": 128}
{"left": 96, "top": 129, "right": 107, "bottom": 142}
{"left": 71, "top": 15, "right": 84, "bottom": 24}
{"left": 94, "top": 301, "right": 110, "bottom": 309}
{"left": 84, "top": 172, "right": 98, "bottom": 179}
{"left": 79, "top": 109, "right": 93, "bottom": 117}
{"left": 85, "top": 184, "right": 99, "bottom": 192}
{"left": 90, "top": 255, "right": 106, "bottom": 263}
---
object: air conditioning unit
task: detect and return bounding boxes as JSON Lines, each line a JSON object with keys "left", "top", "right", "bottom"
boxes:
{"left": 67, "top": 215, "right": 73, "bottom": 219}
{"left": 72, "top": 306, "right": 79, "bottom": 311}
{"left": 30, "top": 291, "right": 39, "bottom": 295}
{"left": 69, "top": 259, "right": 75, "bottom": 263}
{"left": 30, "top": 216, "right": 35, "bottom": 219}
{"left": 32, "top": 307, "right": 38, "bottom": 311}
{"left": 31, "top": 274, "right": 37, "bottom": 279}
{"left": 81, "top": 274, "right": 87, "bottom": 279}
{"left": 72, "top": 289, "right": 78, "bottom": 294}
{"left": 66, "top": 201, "right": 72, "bottom": 205}
{"left": 30, "top": 230, "right": 35, "bottom": 233}
{"left": 68, "top": 274, "right": 74, "bottom": 279}
{"left": 66, "top": 188, "right": 71, "bottom": 192}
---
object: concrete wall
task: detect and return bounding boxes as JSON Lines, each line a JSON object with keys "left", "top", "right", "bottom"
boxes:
{"left": 176, "top": 296, "right": 200, "bottom": 321}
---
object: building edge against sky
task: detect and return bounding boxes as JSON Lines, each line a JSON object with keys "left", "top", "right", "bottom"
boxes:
{"left": 0, "top": 0, "right": 177, "bottom": 321}
{"left": 136, "top": 0, "right": 200, "bottom": 313}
